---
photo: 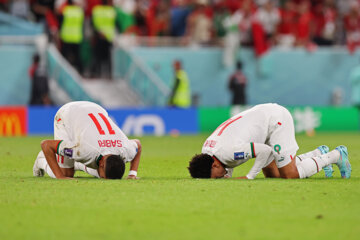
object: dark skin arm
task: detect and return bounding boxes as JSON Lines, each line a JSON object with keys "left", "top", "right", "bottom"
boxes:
{"left": 236, "top": 159, "right": 298, "bottom": 179}
{"left": 41, "top": 140, "right": 74, "bottom": 179}
{"left": 278, "top": 158, "right": 300, "bottom": 179}
{"left": 262, "top": 160, "right": 281, "bottom": 178}
{"left": 236, "top": 176, "right": 248, "bottom": 179}
{"left": 127, "top": 139, "right": 142, "bottom": 179}
{"left": 236, "top": 161, "right": 280, "bottom": 179}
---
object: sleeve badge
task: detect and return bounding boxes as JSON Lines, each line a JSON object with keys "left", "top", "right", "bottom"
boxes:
{"left": 234, "top": 152, "right": 245, "bottom": 160}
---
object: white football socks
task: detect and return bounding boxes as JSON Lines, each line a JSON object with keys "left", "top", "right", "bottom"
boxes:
{"left": 296, "top": 148, "right": 322, "bottom": 165}
{"left": 35, "top": 151, "right": 99, "bottom": 178}
{"left": 296, "top": 149, "right": 340, "bottom": 178}
{"left": 35, "top": 151, "right": 56, "bottom": 178}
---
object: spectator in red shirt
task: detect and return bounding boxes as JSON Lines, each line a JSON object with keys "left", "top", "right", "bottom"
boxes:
{"left": 254, "top": 0, "right": 280, "bottom": 45}
{"left": 185, "top": 0, "right": 213, "bottom": 47}
{"left": 312, "top": 0, "right": 337, "bottom": 46}
{"left": 252, "top": 0, "right": 280, "bottom": 56}
{"left": 84, "top": 0, "right": 101, "bottom": 17}
{"left": 295, "top": 0, "right": 313, "bottom": 47}
{"left": 344, "top": 1, "right": 360, "bottom": 53}
{"left": 238, "top": 0, "right": 254, "bottom": 46}
{"left": 147, "top": 0, "right": 171, "bottom": 36}
{"left": 133, "top": 0, "right": 150, "bottom": 36}
{"left": 277, "top": 0, "right": 297, "bottom": 47}
{"left": 278, "top": 0, "right": 297, "bottom": 35}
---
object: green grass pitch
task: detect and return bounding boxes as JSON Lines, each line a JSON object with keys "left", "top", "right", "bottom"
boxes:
{"left": 1, "top": 132, "right": 360, "bottom": 240}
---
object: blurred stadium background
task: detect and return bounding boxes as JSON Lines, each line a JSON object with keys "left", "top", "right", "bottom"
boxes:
{"left": 0, "top": 0, "right": 359, "bottom": 138}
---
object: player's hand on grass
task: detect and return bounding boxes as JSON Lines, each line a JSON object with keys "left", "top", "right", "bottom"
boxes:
{"left": 236, "top": 176, "right": 248, "bottom": 179}
{"left": 126, "top": 175, "right": 139, "bottom": 180}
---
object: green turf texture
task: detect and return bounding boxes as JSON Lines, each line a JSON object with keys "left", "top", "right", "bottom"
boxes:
{"left": 1, "top": 133, "right": 359, "bottom": 240}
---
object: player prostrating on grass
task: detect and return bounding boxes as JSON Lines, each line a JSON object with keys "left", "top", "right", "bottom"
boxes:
{"left": 188, "top": 103, "right": 351, "bottom": 179}
{"left": 33, "top": 101, "right": 142, "bottom": 179}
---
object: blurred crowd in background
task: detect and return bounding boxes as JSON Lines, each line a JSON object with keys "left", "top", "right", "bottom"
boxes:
{"left": 1, "top": 0, "right": 360, "bottom": 75}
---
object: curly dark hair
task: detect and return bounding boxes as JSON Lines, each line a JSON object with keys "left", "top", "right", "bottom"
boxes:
{"left": 105, "top": 155, "right": 125, "bottom": 179}
{"left": 188, "top": 153, "right": 214, "bottom": 178}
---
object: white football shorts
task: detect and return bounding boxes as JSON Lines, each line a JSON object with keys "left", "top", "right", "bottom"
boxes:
{"left": 266, "top": 106, "right": 299, "bottom": 168}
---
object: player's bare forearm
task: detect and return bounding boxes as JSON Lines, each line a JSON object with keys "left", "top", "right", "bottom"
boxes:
{"left": 127, "top": 139, "right": 142, "bottom": 179}
{"left": 246, "top": 143, "right": 274, "bottom": 179}
{"left": 129, "top": 154, "right": 140, "bottom": 171}
{"left": 41, "top": 140, "right": 69, "bottom": 179}
{"left": 130, "top": 139, "right": 141, "bottom": 171}
{"left": 236, "top": 176, "right": 249, "bottom": 179}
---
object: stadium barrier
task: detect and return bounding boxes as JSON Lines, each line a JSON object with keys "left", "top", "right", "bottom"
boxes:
{"left": 114, "top": 47, "right": 360, "bottom": 106}
{"left": 199, "top": 106, "right": 360, "bottom": 133}
{"left": 47, "top": 45, "right": 96, "bottom": 102}
{"left": 26, "top": 106, "right": 198, "bottom": 135}
{"left": 0, "top": 107, "right": 27, "bottom": 136}
{"left": 0, "top": 45, "right": 35, "bottom": 105}
{"left": 0, "top": 12, "right": 43, "bottom": 35}
{"left": 113, "top": 47, "right": 171, "bottom": 106}
{"left": 0, "top": 106, "right": 358, "bottom": 136}
{"left": 289, "top": 106, "right": 359, "bottom": 132}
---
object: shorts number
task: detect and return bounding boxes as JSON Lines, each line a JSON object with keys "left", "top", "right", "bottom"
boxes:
{"left": 88, "top": 113, "right": 115, "bottom": 135}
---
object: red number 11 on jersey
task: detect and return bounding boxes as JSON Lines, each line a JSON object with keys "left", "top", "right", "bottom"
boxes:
{"left": 88, "top": 113, "right": 115, "bottom": 135}
{"left": 213, "top": 115, "right": 242, "bottom": 136}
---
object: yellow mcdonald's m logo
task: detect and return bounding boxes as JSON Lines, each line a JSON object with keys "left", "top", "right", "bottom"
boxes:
{"left": 0, "top": 113, "right": 22, "bottom": 136}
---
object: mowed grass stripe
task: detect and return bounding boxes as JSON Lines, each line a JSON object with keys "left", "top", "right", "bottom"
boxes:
{"left": 0, "top": 133, "right": 359, "bottom": 240}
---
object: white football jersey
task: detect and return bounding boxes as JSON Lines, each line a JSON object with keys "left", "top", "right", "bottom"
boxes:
{"left": 54, "top": 101, "right": 137, "bottom": 169}
{"left": 202, "top": 103, "right": 298, "bottom": 174}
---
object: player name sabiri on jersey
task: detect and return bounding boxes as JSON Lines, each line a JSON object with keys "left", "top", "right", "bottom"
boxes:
{"left": 98, "top": 140, "right": 123, "bottom": 148}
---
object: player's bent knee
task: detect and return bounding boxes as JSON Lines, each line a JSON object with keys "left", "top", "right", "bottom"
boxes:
{"left": 279, "top": 162, "right": 300, "bottom": 179}
{"left": 262, "top": 161, "right": 281, "bottom": 178}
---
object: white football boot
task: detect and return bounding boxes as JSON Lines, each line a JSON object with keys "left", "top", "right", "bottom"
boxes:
{"left": 33, "top": 158, "right": 44, "bottom": 177}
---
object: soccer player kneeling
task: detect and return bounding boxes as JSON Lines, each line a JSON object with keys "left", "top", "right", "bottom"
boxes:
{"left": 33, "top": 101, "right": 141, "bottom": 180}
{"left": 188, "top": 103, "right": 351, "bottom": 179}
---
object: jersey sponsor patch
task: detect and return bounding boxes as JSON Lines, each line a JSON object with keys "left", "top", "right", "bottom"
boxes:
{"left": 64, "top": 148, "right": 73, "bottom": 157}
{"left": 234, "top": 152, "right": 245, "bottom": 160}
